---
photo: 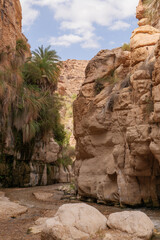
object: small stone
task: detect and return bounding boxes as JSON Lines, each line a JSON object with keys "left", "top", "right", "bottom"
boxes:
{"left": 33, "top": 192, "right": 53, "bottom": 201}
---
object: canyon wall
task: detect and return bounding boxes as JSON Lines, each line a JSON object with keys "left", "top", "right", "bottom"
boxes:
{"left": 0, "top": 0, "right": 65, "bottom": 187}
{"left": 73, "top": 0, "right": 160, "bottom": 207}
{"left": 58, "top": 59, "right": 89, "bottom": 146}
{"left": 0, "top": 0, "right": 30, "bottom": 56}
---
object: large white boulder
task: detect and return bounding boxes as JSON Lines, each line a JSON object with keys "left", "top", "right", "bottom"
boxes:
{"left": 107, "top": 211, "right": 154, "bottom": 239}
{"left": 41, "top": 203, "right": 107, "bottom": 240}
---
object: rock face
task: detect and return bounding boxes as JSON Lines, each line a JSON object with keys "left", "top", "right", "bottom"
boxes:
{"left": 41, "top": 203, "right": 107, "bottom": 240}
{"left": 0, "top": 0, "right": 30, "bottom": 56}
{"left": 73, "top": 1, "right": 160, "bottom": 207}
{"left": 58, "top": 59, "right": 89, "bottom": 97}
{"left": 136, "top": 0, "right": 160, "bottom": 29}
{"left": 107, "top": 211, "right": 154, "bottom": 239}
{"left": 58, "top": 59, "right": 89, "bottom": 147}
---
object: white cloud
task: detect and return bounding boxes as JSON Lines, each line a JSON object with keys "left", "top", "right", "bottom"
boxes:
{"left": 20, "top": 0, "right": 39, "bottom": 28}
{"left": 49, "top": 34, "right": 83, "bottom": 47}
{"left": 109, "top": 21, "right": 130, "bottom": 31}
{"left": 20, "top": 0, "right": 139, "bottom": 48}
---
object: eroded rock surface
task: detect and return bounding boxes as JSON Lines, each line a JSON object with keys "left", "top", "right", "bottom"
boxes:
{"left": 73, "top": 1, "right": 160, "bottom": 207}
{"left": 136, "top": 0, "right": 160, "bottom": 29}
{"left": 58, "top": 59, "right": 89, "bottom": 97}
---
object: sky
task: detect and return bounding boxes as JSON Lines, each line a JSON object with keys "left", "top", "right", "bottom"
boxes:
{"left": 20, "top": 0, "right": 139, "bottom": 61}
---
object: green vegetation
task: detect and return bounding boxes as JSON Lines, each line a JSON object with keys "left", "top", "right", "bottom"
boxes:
{"left": 0, "top": 40, "right": 66, "bottom": 161}
{"left": 120, "top": 75, "right": 131, "bottom": 89}
{"left": 0, "top": 51, "right": 6, "bottom": 63}
{"left": 30, "top": 45, "right": 61, "bottom": 91}
{"left": 106, "top": 93, "right": 118, "bottom": 112}
{"left": 57, "top": 145, "right": 75, "bottom": 167}
{"left": 69, "top": 182, "right": 76, "bottom": 191}
{"left": 71, "top": 93, "right": 77, "bottom": 101}
{"left": 94, "top": 70, "right": 119, "bottom": 95}
{"left": 122, "top": 43, "right": 130, "bottom": 51}
{"left": 26, "top": 228, "right": 32, "bottom": 235}
{"left": 16, "top": 39, "right": 28, "bottom": 57}
{"left": 145, "top": 97, "right": 154, "bottom": 115}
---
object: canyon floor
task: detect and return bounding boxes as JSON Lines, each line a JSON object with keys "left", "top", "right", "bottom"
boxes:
{"left": 0, "top": 184, "right": 160, "bottom": 240}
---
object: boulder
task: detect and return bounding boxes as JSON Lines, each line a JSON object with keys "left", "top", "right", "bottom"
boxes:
{"left": 41, "top": 203, "right": 107, "bottom": 240}
{"left": 0, "top": 192, "right": 27, "bottom": 219}
{"left": 33, "top": 192, "right": 53, "bottom": 201}
{"left": 107, "top": 211, "right": 154, "bottom": 239}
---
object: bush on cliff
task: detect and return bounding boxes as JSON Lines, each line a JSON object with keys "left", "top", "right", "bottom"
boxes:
{"left": 94, "top": 70, "right": 118, "bottom": 95}
{"left": 122, "top": 43, "right": 130, "bottom": 51}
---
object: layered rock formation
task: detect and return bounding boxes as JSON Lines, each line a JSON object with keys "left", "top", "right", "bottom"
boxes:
{"left": 136, "top": 0, "right": 160, "bottom": 29}
{"left": 58, "top": 59, "right": 89, "bottom": 147}
{"left": 73, "top": 1, "right": 160, "bottom": 206}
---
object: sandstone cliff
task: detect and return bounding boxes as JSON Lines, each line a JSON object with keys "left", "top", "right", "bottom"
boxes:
{"left": 0, "top": 0, "right": 29, "bottom": 54}
{"left": 58, "top": 59, "right": 89, "bottom": 146}
{"left": 73, "top": 0, "right": 160, "bottom": 207}
{"left": 136, "top": 0, "right": 160, "bottom": 29}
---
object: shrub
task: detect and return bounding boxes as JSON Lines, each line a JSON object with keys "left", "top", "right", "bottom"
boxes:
{"left": 122, "top": 43, "right": 130, "bottom": 51}
{"left": 22, "top": 62, "right": 42, "bottom": 85}
{"left": 94, "top": 79, "right": 105, "bottom": 95}
{"left": 94, "top": 70, "right": 119, "bottom": 95}
{"left": 120, "top": 75, "right": 131, "bottom": 89}
{"left": 53, "top": 120, "right": 66, "bottom": 147}
{"left": 0, "top": 51, "right": 6, "bottom": 63}
{"left": 145, "top": 98, "right": 154, "bottom": 115}
{"left": 105, "top": 93, "right": 118, "bottom": 112}
{"left": 56, "top": 145, "right": 75, "bottom": 168}
{"left": 57, "top": 156, "right": 72, "bottom": 168}
{"left": 16, "top": 39, "right": 28, "bottom": 56}
{"left": 71, "top": 93, "right": 77, "bottom": 100}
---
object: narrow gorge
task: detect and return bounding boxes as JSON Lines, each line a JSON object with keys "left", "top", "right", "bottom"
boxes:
{"left": 0, "top": 0, "right": 88, "bottom": 187}
{"left": 1, "top": 0, "right": 160, "bottom": 240}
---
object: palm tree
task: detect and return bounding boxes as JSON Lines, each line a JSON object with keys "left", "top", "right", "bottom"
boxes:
{"left": 31, "top": 45, "right": 61, "bottom": 91}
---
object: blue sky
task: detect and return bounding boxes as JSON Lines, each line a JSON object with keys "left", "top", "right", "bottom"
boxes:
{"left": 20, "top": 0, "right": 139, "bottom": 61}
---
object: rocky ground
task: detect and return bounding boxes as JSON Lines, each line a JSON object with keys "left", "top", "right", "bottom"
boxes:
{"left": 0, "top": 184, "right": 160, "bottom": 240}
{"left": 0, "top": 184, "right": 73, "bottom": 240}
